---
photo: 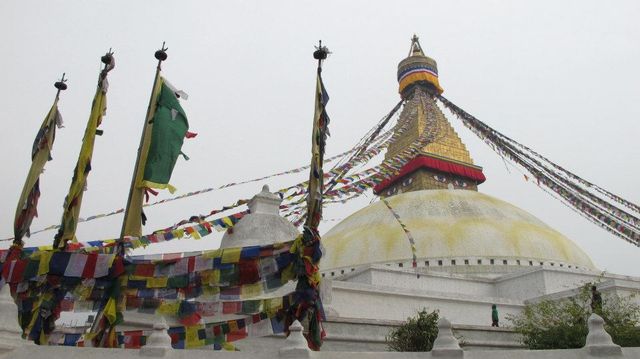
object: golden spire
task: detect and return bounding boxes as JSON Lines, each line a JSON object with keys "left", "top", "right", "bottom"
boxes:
{"left": 375, "top": 38, "right": 485, "bottom": 197}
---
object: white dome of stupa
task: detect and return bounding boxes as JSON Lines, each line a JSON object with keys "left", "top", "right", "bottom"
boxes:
{"left": 320, "top": 189, "right": 596, "bottom": 272}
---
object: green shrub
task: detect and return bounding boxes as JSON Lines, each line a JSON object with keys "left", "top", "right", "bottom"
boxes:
{"left": 508, "top": 283, "right": 640, "bottom": 349}
{"left": 386, "top": 308, "right": 439, "bottom": 352}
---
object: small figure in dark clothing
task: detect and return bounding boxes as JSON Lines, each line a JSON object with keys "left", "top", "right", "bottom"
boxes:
{"left": 591, "top": 285, "right": 603, "bottom": 314}
{"left": 491, "top": 304, "right": 499, "bottom": 327}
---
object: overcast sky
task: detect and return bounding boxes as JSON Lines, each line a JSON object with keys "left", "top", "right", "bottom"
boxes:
{"left": 1, "top": 1, "right": 638, "bottom": 276}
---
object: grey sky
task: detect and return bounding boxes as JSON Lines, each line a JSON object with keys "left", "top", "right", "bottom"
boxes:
{"left": 1, "top": 1, "right": 638, "bottom": 276}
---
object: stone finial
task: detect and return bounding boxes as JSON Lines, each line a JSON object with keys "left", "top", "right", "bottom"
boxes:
{"left": 0, "top": 284, "right": 25, "bottom": 350}
{"left": 140, "top": 317, "right": 173, "bottom": 357}
{"left": 431, "top": 317, "right": 463, "bottom": 358}
{"left": 248, "top": 185, "right": 282, "bottom": 215}
{"left": 584, "top": 313, "right": 622, "bottom": 356}
{"left": 279, "top": 320, "right": 310, "bottom": 358}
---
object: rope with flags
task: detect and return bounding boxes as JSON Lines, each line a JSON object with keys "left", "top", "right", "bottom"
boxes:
{"left": 436, "top": 95, "right": 640, "bottom": 246}
{"left": 381, "top": 197, "right": 418, "bottom": 271}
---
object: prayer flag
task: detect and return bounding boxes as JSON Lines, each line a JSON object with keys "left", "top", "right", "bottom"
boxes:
{"left": 14, "top": 101, "right": 63, "bottom": 244}
{"left": 304, "top": 70, "right": 330, "bottom": 230}
{"left": 53, "top": 58, "right": 114, "bottom": 249}
{"left": 122, "top": 77, "right": 189, "bottom": 237}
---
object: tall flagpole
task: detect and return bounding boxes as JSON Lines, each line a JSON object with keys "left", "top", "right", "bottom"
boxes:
{"left": 287, "top": 40, "right": 330, "bottom": 351}
{"left": 118, "top": 43, "right": 167, "bottom": 255}
{"left": 52, "top": 51, "right": 114, "bottom": 250}
{"left": 87, "top": 45, "right": 167, "bottom": 347}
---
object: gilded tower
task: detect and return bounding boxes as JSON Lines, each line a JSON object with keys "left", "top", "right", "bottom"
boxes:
{"left": 375, "top": 36, "right": 486, "bottom": 197}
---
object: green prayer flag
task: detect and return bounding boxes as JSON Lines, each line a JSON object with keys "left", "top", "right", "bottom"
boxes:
{"left": 140, "top": 81, "right": 189, "bottom": 193}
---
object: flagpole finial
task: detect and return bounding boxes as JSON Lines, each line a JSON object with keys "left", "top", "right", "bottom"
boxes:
{"left": 313, "top": 40, "right": 330, "bottom": 71}
{"left": 101, "top": 48, "right": 114, "bottom": 66}
{"left": 54, "top": 73, "right": 68, "bottom": 91}
{"left": 313, "top": 40, "right": 329, "bottom": 60}
{"left": 155, "top": 42, "right": 168, "bottom": 62}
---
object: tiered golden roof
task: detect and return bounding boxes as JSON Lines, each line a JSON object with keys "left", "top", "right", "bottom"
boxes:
{"left": 386, "top": 89, "right": 475, "bottom": 166}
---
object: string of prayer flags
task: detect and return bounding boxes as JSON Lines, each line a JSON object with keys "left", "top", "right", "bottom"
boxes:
{"left": 54, "top": 310, "right": 290, "bottom": 350}
{"left": 0, "top": 210, "right": 245, "bottom": 258}
{"left": 437, "top": 94, "right": 640, "bottom": 246}
{"left": 382, "top": 198, "right": 418, "bottom": 271}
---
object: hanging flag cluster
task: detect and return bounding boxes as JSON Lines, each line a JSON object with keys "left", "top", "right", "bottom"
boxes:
{"left": 437, "top": 95, "right": 640, "bottom": 246}
{"left": 53, "top": 53, "right": 115, "bottom": 250}
{"left": 1, "top": 237, "right": 301, "bottom": 345}
{"left": 282, "top": 43, "right": 332, "bottom": 351}
{"left": 13, "top": 78, "right": 65, "bottom": 246}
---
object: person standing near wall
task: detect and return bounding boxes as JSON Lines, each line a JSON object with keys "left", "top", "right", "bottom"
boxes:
{"left": 491, "top": 304, "right": 499, "bottom": 327}
{"left": 591, "top": 285, "right": 603, "bottom": 315}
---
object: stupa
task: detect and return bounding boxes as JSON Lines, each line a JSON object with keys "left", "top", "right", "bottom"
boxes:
{"left": 312, "top": 36, "right": 639, "bottom": 351}
{"left": 321, "top": 35, "right": 595, "bottom": 275}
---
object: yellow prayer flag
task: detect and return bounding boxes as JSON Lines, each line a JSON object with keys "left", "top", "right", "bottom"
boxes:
{"left": 14, "top": 101, "right": 61, "bottom": 244}
{"left": 222, "top": 342, "right": 237, "bottom": 351}
{"left": 38, "top": 251, "right": 52, "bottom": 276}
{"left": 240, "top": 282, "right": 263, "bottom": 299}
{"left": 146, "top": 277, "right": 168, "bottom": 288}
{"left": 221, "top": 217, "right": 234, "bottom": 227}
{"left": 281, "top": 264, "right": 296, "bottom": 283}
{"left": 186, "top": 325, "right": 204, "bottom": 348}
{"left": 221, "top": 247, "right": 242, "bottom": 263}
{"left": 228, "top": 320, "right": 239, "bottom": 333}
{"left": 104, "top": 297, "right": 117, "bottom": 325}
{"left": 203, "top": 249, "right": 222, "bottom": 259}
{"left": 264, "top": 297, "right": 283, "bottom": 316}
{"left": 202, "top": 270, "right": 221, "bottom": 286}
{"left": 158, "top": 302, "right": 179, "bottom": 315}
{"left": 202, "top": 286, "right": 220, "bottom": 298}
{"left": 53, "top": 58, "right": 114, "bottom": 249}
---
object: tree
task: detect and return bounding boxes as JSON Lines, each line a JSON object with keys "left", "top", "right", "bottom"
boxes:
{"left": 386, "top": 308, "right": 439, "bottom": 352}
{"left": 507, "top": 283, "right": 640, "bottom": 349}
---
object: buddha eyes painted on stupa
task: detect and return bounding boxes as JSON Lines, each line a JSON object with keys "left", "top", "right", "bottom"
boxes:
{"left": 434, "top": 174, "right": 447, "bottom": 183}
